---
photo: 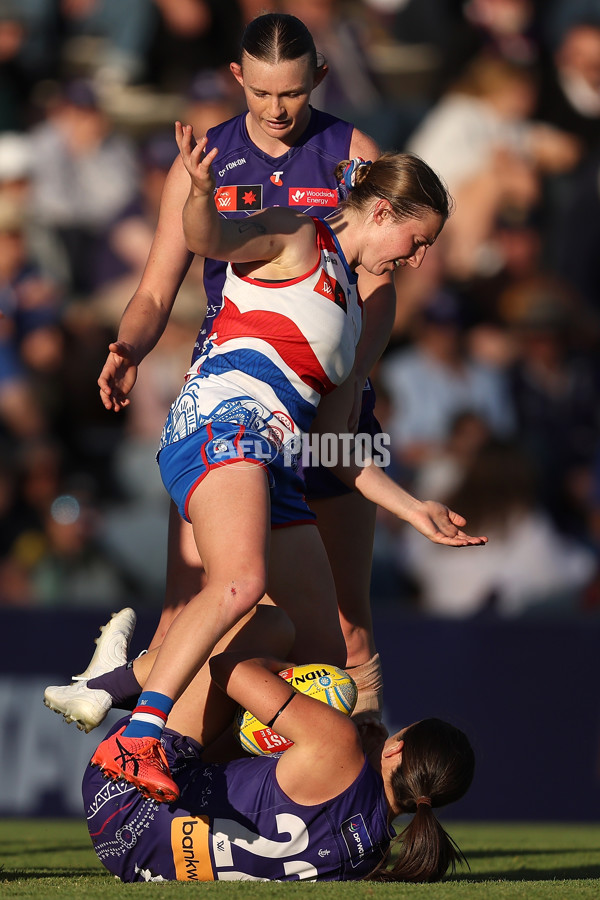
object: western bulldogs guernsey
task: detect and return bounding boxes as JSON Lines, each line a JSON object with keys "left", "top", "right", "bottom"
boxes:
{"left": 159, "top": 218, "right": 362, "bottom": 459}
{"left": 83, "top": 719, "right": 394, "bottom": 882}
{"left": 193, "top": 106, "right": 353, "bottom": 358}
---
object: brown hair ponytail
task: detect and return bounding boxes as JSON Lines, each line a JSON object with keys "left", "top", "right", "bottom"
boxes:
{"left": 367, "top": 718, "right": 474, "bottom": 882}
{"left": 335, "top": 153, "right": 453, "bottom": 224}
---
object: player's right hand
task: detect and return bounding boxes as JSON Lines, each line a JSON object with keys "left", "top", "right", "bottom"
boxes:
{"left": 98, "top": 341, "right": 138, "bottom": 412}
{"left": 175, "top": 122, "right": 218, "bottom": 195}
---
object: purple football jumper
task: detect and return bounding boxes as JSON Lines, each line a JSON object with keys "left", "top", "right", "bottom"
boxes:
{"left": 190, "top": 107, "right": 380, "bottom": 499}
{"left": 83, "top": 717, "right": 394, "bottom": 882}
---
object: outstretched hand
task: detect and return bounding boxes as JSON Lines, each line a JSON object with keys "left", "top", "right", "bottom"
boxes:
{"left": 175, "top": 121, "right": 218, "bottom": 195}
{"left": 410, "top": 500, "right": 488, "bottom": 547}
{"left": 98, "top": 341, "right": 139, "bottom": 412}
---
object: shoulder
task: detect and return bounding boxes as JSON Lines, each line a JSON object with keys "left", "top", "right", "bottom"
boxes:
{"left": 349, "top": 127, "right": 381, "bottom": 163}
{"left": 205, "top": 113, "right": 247, "bottom": 155}
{"left": 274, "top": 712, "right": 366, "bottom": 805}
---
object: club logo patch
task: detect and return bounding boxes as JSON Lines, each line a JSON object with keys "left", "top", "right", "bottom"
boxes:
{"left": 314, "top": 271, "right": 347, "bottom": 310}
{"left": 214, "top": 185, "right": 263, "bottom": 211}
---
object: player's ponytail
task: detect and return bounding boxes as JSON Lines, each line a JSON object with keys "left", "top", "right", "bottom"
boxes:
{"left": 335, "top": 152, "right": 453, "bottom": 225}
{"left": 367, "top": 718, "right": 474, "bottom": 883}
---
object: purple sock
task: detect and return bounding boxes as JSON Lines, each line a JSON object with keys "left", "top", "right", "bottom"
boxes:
{"left": 87, "top": 663, "right": 141, "bottom": 710}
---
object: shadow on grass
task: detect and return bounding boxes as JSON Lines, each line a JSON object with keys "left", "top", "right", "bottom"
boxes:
{"left": 0, "top": 842, "right": 90, "bottom": 854}
{"left": 1, "top": 869, "right": 105, "bottom": 881}
{"left": 455, "top": 864, "right": 600, "bottom": 882}
{"left": 467, "top": 848, "right": 600, "bottom": 859}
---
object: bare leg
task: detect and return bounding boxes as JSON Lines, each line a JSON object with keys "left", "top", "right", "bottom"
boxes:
{"left": 268, "top": 525, "right": 346, "bottom": 667}
{"left": 141, "top": 463, "right": 271, "bottom": 702}
{"left": 148, "top": 502, "right": 206, "bottom": 651}
{"left": 138, "top": 604, "right": 295, "bottom": 748}
{"left": 310, "top": 492, "right": 377, "bottom": 666}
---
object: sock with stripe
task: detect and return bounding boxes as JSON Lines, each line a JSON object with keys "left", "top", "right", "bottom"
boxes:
{"left": 122, "top": 691, "right": 174, "bottom": 739}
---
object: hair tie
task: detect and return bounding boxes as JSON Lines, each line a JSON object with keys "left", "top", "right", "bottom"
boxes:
{"left": 416, "top": 796, "right": 432, "bottom": 807}
{"left": 338, "top": 157, "right": 372, "bottom": 200}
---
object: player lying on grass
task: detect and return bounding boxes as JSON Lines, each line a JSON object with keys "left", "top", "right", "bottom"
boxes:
{"left": 81, "top": 605, "right": 474, "bottom": 883}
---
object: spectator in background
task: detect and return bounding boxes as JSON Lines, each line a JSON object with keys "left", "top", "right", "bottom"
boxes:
{"left": 426, "top": 0, "right": 544, "bottom": 95}
{"left": 536, "top": 20, "right": 600, "bottom": 152}
{"left": 501, "top": 277, "right": 600, "bottom": 538}
{"left": 407, "top": 54, "right": 580, "bottom": 282}
{"left": 57, "top": 0, "right": 156, "bottom": 86}
{"left": 145, "top": 0, "right": 245, "bottom": 94}
{"left": 378, "top": 289, "right": 515, "bottom": 477}
{"left": 27, "top": 78, "right": 140, "bottom": 297}
{"left": 280, "top": 0, "right": 391, "bottom": 144}
{"left": 401, "top": 438, "right": 598, "bottom": 617}
{"left": 0, "top": 0, "right": 48, "bottom": 130}
{"left": 28, "top": 487, "right": 137, "bottom": 607}
{"left": 0, "top": 194, "right": 64, "bottom": 441}
{"left": 182, "top": 67, "right": 240, "bottom": 136}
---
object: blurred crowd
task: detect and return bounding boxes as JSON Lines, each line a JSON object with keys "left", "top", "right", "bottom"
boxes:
{"left": 2, "top": 0, "right": 600, "bottom": 620}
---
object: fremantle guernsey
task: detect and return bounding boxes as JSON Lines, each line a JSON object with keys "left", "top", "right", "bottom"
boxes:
{"left": 159, "top": 218, "right": 362, "bottom": 465}
{"left": 83, "top": 718, "right": 394, "bottom": 882}
{"left": 193, "top": 106, "right": 354, "bottom": 358}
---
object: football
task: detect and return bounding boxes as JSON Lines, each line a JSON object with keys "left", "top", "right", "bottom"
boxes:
{"left": 233, "top": 663, "right": 358, "bottom": 756}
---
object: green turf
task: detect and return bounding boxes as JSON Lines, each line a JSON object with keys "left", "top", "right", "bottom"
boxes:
{"left": 0, "top": 820, "right": 599, "bottom": 898}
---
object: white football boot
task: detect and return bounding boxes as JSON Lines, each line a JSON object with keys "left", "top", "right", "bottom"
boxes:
{"left": 44, "top": 607, "right": 137, "bottom": 733}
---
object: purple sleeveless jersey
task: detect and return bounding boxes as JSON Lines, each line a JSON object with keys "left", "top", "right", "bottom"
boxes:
{"left": 190, "top": 107, "right": 380, "bottom": 499}
{"left": 193, "top": 106, "right": 353, "bottom": 358}
{"left": 83, "top": 718, "right": 394, "bottom": 882}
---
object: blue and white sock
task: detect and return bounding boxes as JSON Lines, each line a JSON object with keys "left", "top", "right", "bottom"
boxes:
{"left": 122, "top": 691, "right": 174, "bottom": 739}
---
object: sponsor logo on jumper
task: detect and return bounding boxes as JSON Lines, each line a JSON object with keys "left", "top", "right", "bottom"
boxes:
{"left": 218, "top": 158, "right": 247, "bottom": 178}
{"left": 341, "top": 814, "right": 373, "bottom": 867}
{"left": 318, "top": 849, "right": 331, "bottom": 858}
{"left": 171, "top": 817, "right": 214, "bottom": 881}
{"left": 214, "top": 185, "right": 263, "bottom": 211}
{"left": 289, "top": 187, "right": 338, "bottom": 207}
{"left": 271, "top": 171, "right": 284, "bottom": 186}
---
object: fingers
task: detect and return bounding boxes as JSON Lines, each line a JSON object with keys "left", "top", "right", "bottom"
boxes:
{"left": 436, "top": 532, "right": 488, "bottom": 547}
{"left": 175, "top": 122, "right": 218, "bottom": 177}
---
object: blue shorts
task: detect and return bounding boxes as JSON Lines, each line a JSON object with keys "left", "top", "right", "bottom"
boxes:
{"left": 158, "top": 421, "right": 316, "bottom": 528}
{"left": 302, "top": 381, "right": 384, "bottom": 502}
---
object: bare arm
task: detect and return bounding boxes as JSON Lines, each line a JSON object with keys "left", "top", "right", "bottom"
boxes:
{"left": 176, "top": 122, "right": 313, "bottom": 269}
{"left": 312, "top": 373, "right": 488, "bottom": 547}
{"left": 354, "top": 270, "right": 396, "bottom": 386}
{"left": 209, "top": 653, "right": 364, "bottom": 805}
{"left": 348, "top": 129, "right": 396, "bottom": 419}
{"left": 98, "top": 155, "right": 194, "bottom": 411}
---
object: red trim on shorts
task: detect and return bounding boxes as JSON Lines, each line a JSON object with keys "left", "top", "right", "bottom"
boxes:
{"left": 184, "top": 456, "right": 269, "bottom": 522}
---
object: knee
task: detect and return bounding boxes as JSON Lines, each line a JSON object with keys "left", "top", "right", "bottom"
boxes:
{"left": 221, "top": 573, "right": 267, "bottom": 619}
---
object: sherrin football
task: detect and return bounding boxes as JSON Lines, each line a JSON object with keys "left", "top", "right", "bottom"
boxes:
{"left": 234, "top": 663, "right": 358, "bottom": 756}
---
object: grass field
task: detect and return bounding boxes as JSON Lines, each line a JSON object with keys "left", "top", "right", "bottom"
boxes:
{"left": 1, "top": 820, "right": 599, "bottom": 898}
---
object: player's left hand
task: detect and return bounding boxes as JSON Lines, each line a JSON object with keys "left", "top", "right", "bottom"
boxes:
{"left": 410, "top": 500, "right": 488, "bottom": 547}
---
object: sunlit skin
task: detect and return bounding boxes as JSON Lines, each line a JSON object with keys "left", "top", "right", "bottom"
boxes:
{"left": 230, "top": 52, "right": 327, "bottom": 155}
{"left": 329, "top": 206, "right": 443, "bottom": 276}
